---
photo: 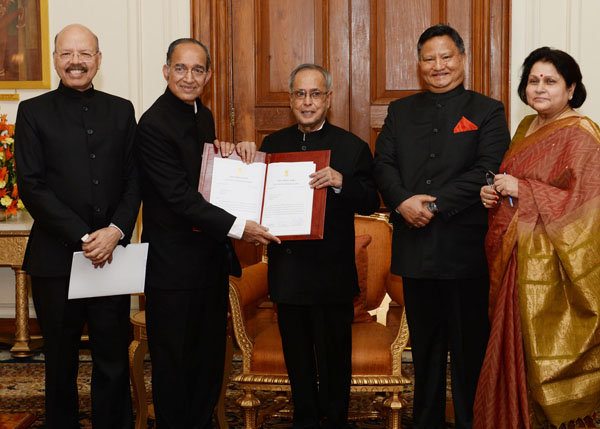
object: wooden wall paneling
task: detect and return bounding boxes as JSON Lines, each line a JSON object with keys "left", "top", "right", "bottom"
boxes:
{"left": 256, "top": 0, "right": 325, "bottom": 106}
{"left": 191, "top": 0, "right": 212, "bottom": 63}
{"left": 214, "top": 0, "right": 234, "bottom": 141}
{"left": 231, "top": 0, "right": 262, "bottom": 265}
{"left": 370, "top": 106, "right": 388, "bottom": 134}
{"left": 350, "top": 0, "right": 371, "bottom": 145}
{"left": 445, "top": 0, "right": 473, "bottom": 91}
{"left": 470, "top": 0, "right": 489, "bottom": 96}
{"left": 231, "top": 0, "right": 256, "bottom": 142}
{"left": 326, "top": 0, "right": 350, "bottom": 130}
{"left": 430, "top": 0, "right": 442, "bottom": 27}
{"left": 191, "top": 0, "right": 212, "bottom": 107}
{"left": 191, "top": 0, "right": 233, "bottom": 141}
{"left": 370, "top": 128, "right": 382, "bottom": 154}
{"left": 370, "top": 0, "right": 433, "bottom": 105}
{"left": 489, "top": 0, "right": 511, "bottom": 121}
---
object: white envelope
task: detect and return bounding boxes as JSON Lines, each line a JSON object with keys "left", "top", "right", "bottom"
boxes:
{"left": 68, "top": 243, "right": 149, "bottom": 299}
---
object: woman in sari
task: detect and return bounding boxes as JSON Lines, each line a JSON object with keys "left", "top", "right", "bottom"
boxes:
{"left": 474, "top": 47, "right": 600, "bottom": 429}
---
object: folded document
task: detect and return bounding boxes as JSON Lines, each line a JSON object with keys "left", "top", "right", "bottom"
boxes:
{"left": 68, "top": 243, "right": 149, "bottom": 299}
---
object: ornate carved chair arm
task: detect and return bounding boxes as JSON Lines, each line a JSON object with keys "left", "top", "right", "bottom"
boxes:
{"left": 228, "top": 261, "right": 269, "bottom": 359}
{"left": 386, "top": 274, "right": 409, "bottom": 375}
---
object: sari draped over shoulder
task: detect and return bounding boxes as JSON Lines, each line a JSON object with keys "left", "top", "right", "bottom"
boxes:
{"left": 473, "top": 115, "right": 600, "bottom": 428}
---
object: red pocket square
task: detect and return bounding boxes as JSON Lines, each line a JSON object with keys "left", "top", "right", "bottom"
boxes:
{"left": 453, "top": 116, "right": 478, "bottom": 133}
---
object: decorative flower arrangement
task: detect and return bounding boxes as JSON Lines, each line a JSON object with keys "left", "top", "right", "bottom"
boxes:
{"left": 0, "top": 113, "right": 24, "bottom": 216}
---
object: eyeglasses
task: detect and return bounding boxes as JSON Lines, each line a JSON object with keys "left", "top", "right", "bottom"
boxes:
{"left": 290, "top": 90, "right": 329, "bottom": 101}
{"left": 170, "top": 65, "right": 208, "bottom": 77}
{"left": 485, "top": 170, "right": 496, "bottom": 187}
{"left": 486, "top": 170, "right": 514, "bottom": 207}
{"left": 55, "top": 51, "right": 99, "bottom": 63}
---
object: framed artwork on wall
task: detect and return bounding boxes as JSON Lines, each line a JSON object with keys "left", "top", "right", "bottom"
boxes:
{"left": 0, "top": 0, "right": 50, "bottom": 89}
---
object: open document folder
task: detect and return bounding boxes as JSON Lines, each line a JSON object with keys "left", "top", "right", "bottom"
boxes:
{"left": 198, "top": 143, "right": 330, "bottom": 240}
{"left": 68, "top": 243, "right": 149, "bottom": 299}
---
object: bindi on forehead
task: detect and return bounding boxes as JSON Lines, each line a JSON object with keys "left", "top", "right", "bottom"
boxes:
{"left": 529, "top": 72, "right": 558, "bottom": 80}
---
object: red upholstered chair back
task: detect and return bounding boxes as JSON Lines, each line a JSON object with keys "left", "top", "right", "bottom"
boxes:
{"left": 354, "top": 214, "right": 392, "bottom": 312}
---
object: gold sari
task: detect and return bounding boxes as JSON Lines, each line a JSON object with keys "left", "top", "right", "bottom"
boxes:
{"left": 473, "top": 115, "right": 600, "bottom": 428}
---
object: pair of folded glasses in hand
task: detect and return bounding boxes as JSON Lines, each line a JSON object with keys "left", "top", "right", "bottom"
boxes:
{"left": 485, "top": 170, "right": 514, "bottom": 207}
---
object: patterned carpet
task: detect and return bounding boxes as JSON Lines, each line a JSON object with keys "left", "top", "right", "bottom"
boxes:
{"left": 4, "top": 345, "right": 600, "bottom": 429}
{"left": 0, "top": 347, "right": 432, "bottom": 428}
{"left": 4, "top": 346, "right": 600, "bottom": 429}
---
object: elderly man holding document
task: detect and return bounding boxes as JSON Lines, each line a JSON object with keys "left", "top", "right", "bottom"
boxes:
{"left": 199, "top": 62, "right": 378, "bottom": 427}
{"left": 260, "top": 63, "right": 380, "bottom": 428}
{"left": 136, "top": 38, "right": 280, "bottom": 427}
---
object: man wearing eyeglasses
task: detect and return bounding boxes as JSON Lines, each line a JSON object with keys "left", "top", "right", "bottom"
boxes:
{"left": 260, "top": 63, "right": 380, "bottom": 428}
{"left": 14, "top": 24, "right": 139, "bottom": 428}
{"left": 374, "top": 25, "right": 510, "bottom": 429}
{"left": 135, "top": 38, "right": 280, "bottom": 427}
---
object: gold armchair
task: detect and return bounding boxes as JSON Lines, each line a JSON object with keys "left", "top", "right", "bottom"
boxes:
{"left": 228, "top": 213, "right": 410, "bottom": 428}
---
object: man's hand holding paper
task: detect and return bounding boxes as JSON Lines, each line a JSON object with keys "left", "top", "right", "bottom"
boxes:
{"left": 82, "top": 225, "right": 122, "bottom": 268}
{"left": 69, "top": 243, "right": 149, "bottom": 299}
{"left": 213, "top": 139, "right": 257, "bottom": 164}
{"left": 242, "top": 220, "right": 281, "bottom": 246}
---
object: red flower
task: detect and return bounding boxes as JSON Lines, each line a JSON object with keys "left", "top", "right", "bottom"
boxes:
{"left": 5, "top": 199, "right": 18, "bottom": 216}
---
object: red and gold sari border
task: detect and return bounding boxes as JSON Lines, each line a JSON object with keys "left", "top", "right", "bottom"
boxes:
{"left": 505, "top": 116, "right": 600, "bottom": 162}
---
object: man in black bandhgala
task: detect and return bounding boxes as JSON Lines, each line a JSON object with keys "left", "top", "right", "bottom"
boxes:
{"left": 374, "top": 24, "right": 510, "bottom": 429}
{"left": 261, "top": 63, "right": 380, "bottom": 428}
{"left": 15, "top": 24, "right": 140, "bottom": 429}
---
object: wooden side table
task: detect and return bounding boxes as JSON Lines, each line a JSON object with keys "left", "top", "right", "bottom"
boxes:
{"left": 0, "top": 213, "right": 41, "bottom": 357}
{"left": 129, "top": 310, "right": 154, "bottom": 429}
